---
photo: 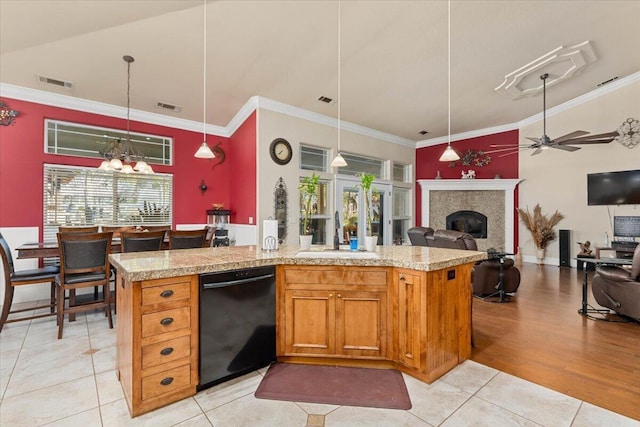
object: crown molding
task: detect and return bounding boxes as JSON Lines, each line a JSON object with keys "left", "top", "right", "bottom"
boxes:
{"left": 416, "top": 122, "right": 519, "bottom": 148}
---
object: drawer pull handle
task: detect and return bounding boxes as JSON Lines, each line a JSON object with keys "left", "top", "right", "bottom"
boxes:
{"left": 160, "top": 317, "right": 174, "bottom": 326}
{"left": 160, "top": 290, "right": 174, "bottom": 298}
{"left": 160, "top": 377, "right": 174, "bottom": 386}
{"left": 399, "top": 275, "right": 405, "bottom": 280}
{"left": 160, "top": 347, "right": 174, "bottom": 356}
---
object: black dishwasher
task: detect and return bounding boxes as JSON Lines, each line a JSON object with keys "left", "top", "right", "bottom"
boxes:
{"left": 198, "top": 265, "right": 276, "bottom": 391}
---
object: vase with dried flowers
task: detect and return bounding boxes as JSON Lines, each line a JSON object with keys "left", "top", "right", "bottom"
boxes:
{"left": 518, "top": 204, "right": 564, "bottom": 265}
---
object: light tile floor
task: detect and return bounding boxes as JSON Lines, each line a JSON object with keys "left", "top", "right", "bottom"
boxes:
{"left": 1, "top": 302, "right": 639, "bottom": 427}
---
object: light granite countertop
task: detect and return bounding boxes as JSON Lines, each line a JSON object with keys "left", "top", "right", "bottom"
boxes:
{"left": 109, "top": 245, "right": 487, "bottom": 282}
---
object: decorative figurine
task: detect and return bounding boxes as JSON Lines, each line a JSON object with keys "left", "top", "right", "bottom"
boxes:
{"left": 577, "top": 241, "right": 592, "bottom": 256}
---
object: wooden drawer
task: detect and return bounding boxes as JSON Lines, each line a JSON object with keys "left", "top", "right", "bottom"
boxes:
{"left": 142, "top": 282, "right": 191, "bottom": 306}
{"left": 142, "top": 307, "right": 190, "bottom": 338}
{"left": 142, "top": 335, "right": 191, "bottom": 370}
{"left": 284, "top": 267, "right": 387, "bottom": 286}
{"left": 141, "top": 363, "right": 191, "bottom": 401}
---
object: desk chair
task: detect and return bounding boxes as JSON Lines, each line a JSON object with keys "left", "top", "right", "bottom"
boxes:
{"left": 0, "top": 233, "right": 59, "bottom": 332}
{"left": 169, "top": 229, "right": 207, "bottom": 249}
{"left": 56, "top": 232, "right": 113, "bottom": 339}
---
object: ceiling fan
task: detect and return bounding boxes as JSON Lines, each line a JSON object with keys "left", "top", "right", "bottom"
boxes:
{"left": 488, "top": 73, "right": 619, "bottom": 157}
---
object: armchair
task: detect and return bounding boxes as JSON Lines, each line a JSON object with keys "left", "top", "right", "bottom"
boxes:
{"left": 407, "top": 227, "right": 434, "bottom": 246}
{"left": 592, "top": 245, "right": 640, "bottom": 321}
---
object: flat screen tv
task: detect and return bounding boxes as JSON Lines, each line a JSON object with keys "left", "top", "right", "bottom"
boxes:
{"left": 587, "top": 169, "right": 640, "bottom": 205}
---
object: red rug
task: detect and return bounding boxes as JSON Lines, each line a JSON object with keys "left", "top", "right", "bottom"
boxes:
{"left": 254, "top": 363, "right": 412, "bottom": 410}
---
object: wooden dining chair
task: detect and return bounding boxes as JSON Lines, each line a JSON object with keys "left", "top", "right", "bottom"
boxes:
{"left": 58, "top": 226, "right": 100, "bottom": 233}
{"left": 101, "top": 225, "right": 135, "bottom": 238}
{"left": 0, "top": 233, "right": 59, "bottom": 332}
{"left": 121, "top": 230, "right": 165, "bottom": 253}
{"left": 169, "top": 229, "right": 208, "bottom": 249}
{"left": 56, "top": 231, "right": 113, "bottom": 339}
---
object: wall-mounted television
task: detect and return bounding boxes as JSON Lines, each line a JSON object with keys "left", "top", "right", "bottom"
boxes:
{"left": 587, "top": 169, "right": 640, "bottom": 205}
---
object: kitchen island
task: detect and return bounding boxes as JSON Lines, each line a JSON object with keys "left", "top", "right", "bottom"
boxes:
{"left": 110, "top": 245, "right": 486, "bottom": 417}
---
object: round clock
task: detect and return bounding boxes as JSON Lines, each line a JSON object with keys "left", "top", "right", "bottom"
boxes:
{"left": 269, "top": 138, "right": 293, "bottom": 165}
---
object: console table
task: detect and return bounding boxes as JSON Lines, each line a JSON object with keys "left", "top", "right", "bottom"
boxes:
{"left": 577, "top": 257, "right": 632, "bottom": 317}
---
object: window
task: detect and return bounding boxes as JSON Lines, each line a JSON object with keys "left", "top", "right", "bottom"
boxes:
{"left": 46, "top": 120, "right": 172, "bottom": 165}
{"left": 299, "top": 178, "right": 330, "bottom": 245}
{"left": 339, "top": 153, "right": 385, "bottom": 179}
{"left": 43, "top": 164, "right": 173, "bottom": 242}
{"left": 300, "top": 144, "right": 328, "bottom": 172}
{"left": 392, "top": 188, "right": 411, "bottom": 245}
{"left": 393, "top": 162, "right": 411, "bottom": 183}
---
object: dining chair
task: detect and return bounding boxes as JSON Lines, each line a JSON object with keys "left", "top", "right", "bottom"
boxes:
{"left": 0, "top": 233, "right": 59, "bottom": 332}
{"left": 55, "top": 231, "right": 113, "bottom": 339}
{"left": 58, "top": 226, "right": 100, "bottom": 233}
{"left": 169, "top": 229, "right": 208, "bottom": 249}
{"left": 121, "top": 230, "right": 165, "bottom": 253}
{"left": 101, "top": 225, "right": 135, "bottom": 238}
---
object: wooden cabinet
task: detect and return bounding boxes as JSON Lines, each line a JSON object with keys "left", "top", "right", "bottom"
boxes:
{"left": 278, "top": 266, "right": 389, "bottom": 360}
{"left": 116, "top": 274, "right": 198, "bottom": 417}
{"left": 395, "top": 268, "right": 423, "bottom": 370}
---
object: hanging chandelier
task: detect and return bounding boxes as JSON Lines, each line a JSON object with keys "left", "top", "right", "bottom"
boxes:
{"left": 98, "top": 55, "right": 154, "bottom": 174}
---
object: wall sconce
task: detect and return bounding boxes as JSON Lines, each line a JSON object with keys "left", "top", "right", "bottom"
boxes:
{"left": 0, "top": 101, "right": 19, "bottom": 126}
{"left": 199, "top": 179, "right": 208, "bottom": 196}
{"left": 194, "top": 142, "right": 226, "bottom": 171}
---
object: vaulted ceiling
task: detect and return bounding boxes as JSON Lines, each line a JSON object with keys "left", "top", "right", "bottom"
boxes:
{"left": 1, "top": 0, "right": 638, "bottom": 145}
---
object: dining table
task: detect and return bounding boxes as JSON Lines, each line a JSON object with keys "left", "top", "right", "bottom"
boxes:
{"left": 16, "top": 238, "right": 170, "bottom": 260}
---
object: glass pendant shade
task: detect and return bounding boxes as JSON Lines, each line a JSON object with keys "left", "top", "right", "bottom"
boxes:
{"left": 330, "top": 152, "right": 348, "bottom": 167}
{"left": 133, "top": 161, "right": 147, "bottom": 172}
{"left": 98, "top": 160, "right": 111, "bottom": 171}
{"left": 194, "top": 142, "right": 215, "bottom": 158}
{"left": 121, "top": 164, "right": 134, "bottom": 174}
{"left": 109, "top": 158, "right": 123, "bottom": 169}
{"left": 439, "top": 144, "right": 460, "bottom": 162}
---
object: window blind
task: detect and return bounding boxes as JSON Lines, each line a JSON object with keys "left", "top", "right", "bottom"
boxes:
{"left": 43, "top": 164, "right": 173, "bottom": 244}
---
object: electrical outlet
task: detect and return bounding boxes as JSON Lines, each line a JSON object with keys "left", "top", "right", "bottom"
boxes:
{"left": 249, "top": 217, "right": 254, "bottom": 224}
{"left": 447, "top": 270, "right": 455, "bottom": 280}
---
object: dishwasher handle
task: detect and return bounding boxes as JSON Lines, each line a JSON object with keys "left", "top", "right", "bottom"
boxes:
{"left": 202, "top": 273, "right": 275, "bottom": 289}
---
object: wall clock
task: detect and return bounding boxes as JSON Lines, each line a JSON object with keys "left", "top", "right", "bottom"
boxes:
{"left": 269, "top": 138, "right": 293, "bottom": 165}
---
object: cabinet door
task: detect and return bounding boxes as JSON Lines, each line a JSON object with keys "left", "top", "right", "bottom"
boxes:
{"left": 284, "top": 289, "right": 335, "bottom": 355}
{"left": 335, "top": 290, "right": 387, "bottom": 358}
{"left": 397, "top": 269, "right": 422, "bottom": 369}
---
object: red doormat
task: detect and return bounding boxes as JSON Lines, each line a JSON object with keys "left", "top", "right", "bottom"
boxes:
{"left": 254, "top": 363, "right": 412, "bottom": 410}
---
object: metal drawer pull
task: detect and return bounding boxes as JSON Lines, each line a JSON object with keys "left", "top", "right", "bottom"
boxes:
{"left": 160, "top": 317, "right": 174, "bottom": 326}
{"left": 160, "top": 347, "right": 174, "bottom": 356}
{"left": 160, "top": 377, "right": 174, "bottom": 386}
{"left": 160, "top": 290, "right": 174, "bottom": 298}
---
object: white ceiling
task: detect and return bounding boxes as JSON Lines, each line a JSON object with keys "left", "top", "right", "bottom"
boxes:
{"left": 1, "top": 0, "right": 639, "bottom": 144}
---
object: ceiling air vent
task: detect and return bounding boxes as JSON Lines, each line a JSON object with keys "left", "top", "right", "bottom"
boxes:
{"left": 418, "top": 130, "right": 429, "bottom": 135}
{"left": 156, "top": 102, "right": 182, "bottom": 112}
{"left": 317, "top": 96, "right": 335, "bottom": 104}
{"left": 596, "top": 76, "right": 618, "bottom": 87}
{"left": 37, "top": 75, "right": 73, "bottom": 89}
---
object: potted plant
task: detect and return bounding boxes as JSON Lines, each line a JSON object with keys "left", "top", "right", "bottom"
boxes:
{"left": 357, "top": 172, "right": 378, "bottom": 252}
{"left": 518, "top": 204, "right": 564, "bottom": 264}
{"left": 298, "top": 173, "right": 320, "bottom": 250}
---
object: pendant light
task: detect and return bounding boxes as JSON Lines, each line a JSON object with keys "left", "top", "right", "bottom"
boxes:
{"left": 439, "top": 0, "right": 460, "bottom": 162}
{"left": 330, "top": 0, "right": 348, "bottom": 168}
{"left": 194, "top": 0, "right": 216, "bottom": 159}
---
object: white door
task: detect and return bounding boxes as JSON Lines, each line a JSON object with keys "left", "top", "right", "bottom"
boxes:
{"left": 335, "top": 176, "right": 392, "bottom": 247}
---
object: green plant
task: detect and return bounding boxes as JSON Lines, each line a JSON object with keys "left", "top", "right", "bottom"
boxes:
{"left": 357, "top": 172, "right": 376, "bottom": 236}
{"left": 518, "top": 204, "right": 564, "bottom": 250}
{"left": 138, "top": 201, "right": 170, "bottom": 223}
{"left": 298, "top": 173, "right": 320, "bottom": 235}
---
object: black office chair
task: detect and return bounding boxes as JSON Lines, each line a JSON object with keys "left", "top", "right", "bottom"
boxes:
{"left": 0, "top": 232, "right": 59, "bottom": 332}
{"left": 169, "top": 229, "right": 207, "bottom": 249}
{"left": 56, "top": 231, "right": 113, "bottom": 339}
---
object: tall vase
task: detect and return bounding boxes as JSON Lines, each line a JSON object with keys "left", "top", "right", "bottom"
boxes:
{"left": 536, "top": 248, "right": 545, "bottom": 265}
{"left": 299, "top": 235, "right": 313, "bottom": 251}
{"left": 364, "top": 235, "right": 377, "bottom": 252}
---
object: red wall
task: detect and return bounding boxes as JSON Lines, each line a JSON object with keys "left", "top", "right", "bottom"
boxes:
{"left": 0, "top": 97, "right": 257, "bottom": 235}
{"left": 415, "top": 130, "right": 520, "bottom": 248}
{"left": 227, "top": 111, "right": 257, "bottom": 224}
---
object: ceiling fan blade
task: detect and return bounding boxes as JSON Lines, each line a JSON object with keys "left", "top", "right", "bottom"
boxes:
{"left": 558, "top": 131, "right": 619, "bottom": 144}
{"left": 551, "top": 144, "right": 581, "bottom": 152}
{"left": 498, "top": 150, "right": 523, "bottom": 158}
{"left": 484, "top": 147, "right": 519, "bottom": 154}
{"left": 525, "top": 137, "right": 542, "bottom": 144}
{"left": 531, "top": 148, "right": 542, "bottom": 156}
{"left": 552, "top": 130, "right": 589, "bottom": 143}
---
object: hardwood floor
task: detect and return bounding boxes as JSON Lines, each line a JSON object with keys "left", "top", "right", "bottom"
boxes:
{"left": 471, "top": 262, "right": 640, "bottom": 421}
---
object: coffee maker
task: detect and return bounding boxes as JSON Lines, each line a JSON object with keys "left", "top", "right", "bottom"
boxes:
{"left": 206, "top": 209, "right": 231, "bottom": 246}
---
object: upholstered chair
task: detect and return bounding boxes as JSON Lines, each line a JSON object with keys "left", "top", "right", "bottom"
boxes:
{"left": 592, "top": 245, "right": 640, "bottom": 321}
{"left": 169, "top": 229, "right": 208, "bottom": 249}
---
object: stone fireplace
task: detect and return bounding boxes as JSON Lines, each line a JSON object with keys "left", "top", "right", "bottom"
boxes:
{"left": 446, "top": 210, "right": 487, "bottom": 238}
{"left": 418, "top": 179, "right": 521, "bottom": 252}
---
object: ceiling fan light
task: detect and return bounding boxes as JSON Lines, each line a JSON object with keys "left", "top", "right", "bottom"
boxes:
{"left": 330, "top": 152, "right": 348, "bottom": 168}
{"left": 194, "top": 142, "right": 215, "bottom": 159}
{"left": 439, "top": 144, "right": 460, "bottom": 162}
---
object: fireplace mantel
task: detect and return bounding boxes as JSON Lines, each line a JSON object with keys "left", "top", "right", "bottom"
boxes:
{"left": 418, "top": 179, "right": 522, "bottom": 253}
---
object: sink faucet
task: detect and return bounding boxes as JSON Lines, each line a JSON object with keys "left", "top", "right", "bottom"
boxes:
{"left": 334, "top": 210, "right": 340, "bottom": 250}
